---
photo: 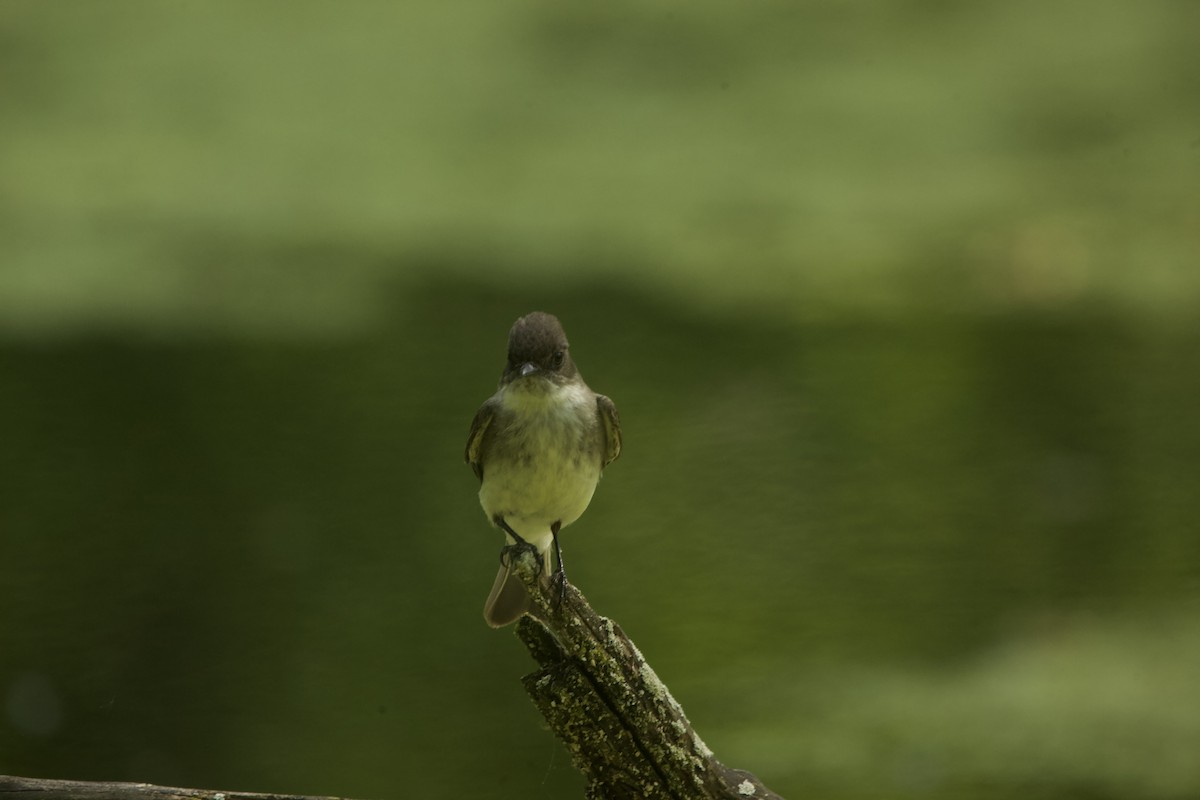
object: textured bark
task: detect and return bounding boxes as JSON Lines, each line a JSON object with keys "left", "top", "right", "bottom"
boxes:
{"left": 508, "top": 543, "right": 784, "bottom": 800}
{"left": 0, "top": 776, "right": 348, "bottom": 800}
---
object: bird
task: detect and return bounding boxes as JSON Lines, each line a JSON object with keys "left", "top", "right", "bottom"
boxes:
{"left": 465, "top": 311, "right": 622, "bottom": 627}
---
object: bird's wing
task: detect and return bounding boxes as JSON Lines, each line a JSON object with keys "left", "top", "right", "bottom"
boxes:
{"left": 465, "top": 399, "right": 497, "bottom": 482}
{"left": 596, "top": 394, "right": 622, "bottom": 469}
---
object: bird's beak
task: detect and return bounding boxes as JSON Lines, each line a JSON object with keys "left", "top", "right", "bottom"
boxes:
{"left": 519, "top": 362, "right": 539, "bottom": 377}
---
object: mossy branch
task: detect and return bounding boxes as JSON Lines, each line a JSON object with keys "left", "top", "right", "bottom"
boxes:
{"left": 506, "top": 543, "right": 783, "bottom": 800}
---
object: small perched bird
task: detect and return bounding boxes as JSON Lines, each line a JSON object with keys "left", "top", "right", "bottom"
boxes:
{"left": 466, "top": 312, "right": 622, "bottom": 627}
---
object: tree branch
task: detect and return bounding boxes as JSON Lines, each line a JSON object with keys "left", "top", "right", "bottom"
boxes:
{"left": 0, "top": 776, "right": 352, "bottom": 800}
{"left": 507, "top": 543, "right": 783, "bottom": 800}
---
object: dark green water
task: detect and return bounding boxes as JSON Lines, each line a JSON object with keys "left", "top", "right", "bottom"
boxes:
{"left": 3, "top": 281, "right": 1198, "bottom": 798}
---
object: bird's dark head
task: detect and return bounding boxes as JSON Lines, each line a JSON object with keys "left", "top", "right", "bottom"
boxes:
{"left": 500, "top": 311, "right": 578, "bottom": 388}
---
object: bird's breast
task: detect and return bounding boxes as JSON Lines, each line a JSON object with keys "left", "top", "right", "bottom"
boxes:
{"left": 478, "top": 382, "right": 603, "bottom": 531}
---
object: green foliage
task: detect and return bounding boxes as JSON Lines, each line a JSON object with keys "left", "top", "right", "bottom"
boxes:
{"left": 1, "top": 1, "right": 1198, "bottom": 335}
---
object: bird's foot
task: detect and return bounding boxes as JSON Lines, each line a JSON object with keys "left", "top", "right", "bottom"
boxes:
{"left": 550, "top": 568, "right": 569, "bottom": 610}
{"left": 495, "top": 516, "right": 539, "bottom": 569}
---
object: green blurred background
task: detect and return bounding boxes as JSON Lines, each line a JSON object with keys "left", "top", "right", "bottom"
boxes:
{"left": 2, "top": 2, "right": 1199, "bottom": 798}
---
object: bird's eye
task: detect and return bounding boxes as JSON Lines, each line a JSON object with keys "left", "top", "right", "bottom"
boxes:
{"left": 551, "top": 350, "right": 565, "bottom": 369}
